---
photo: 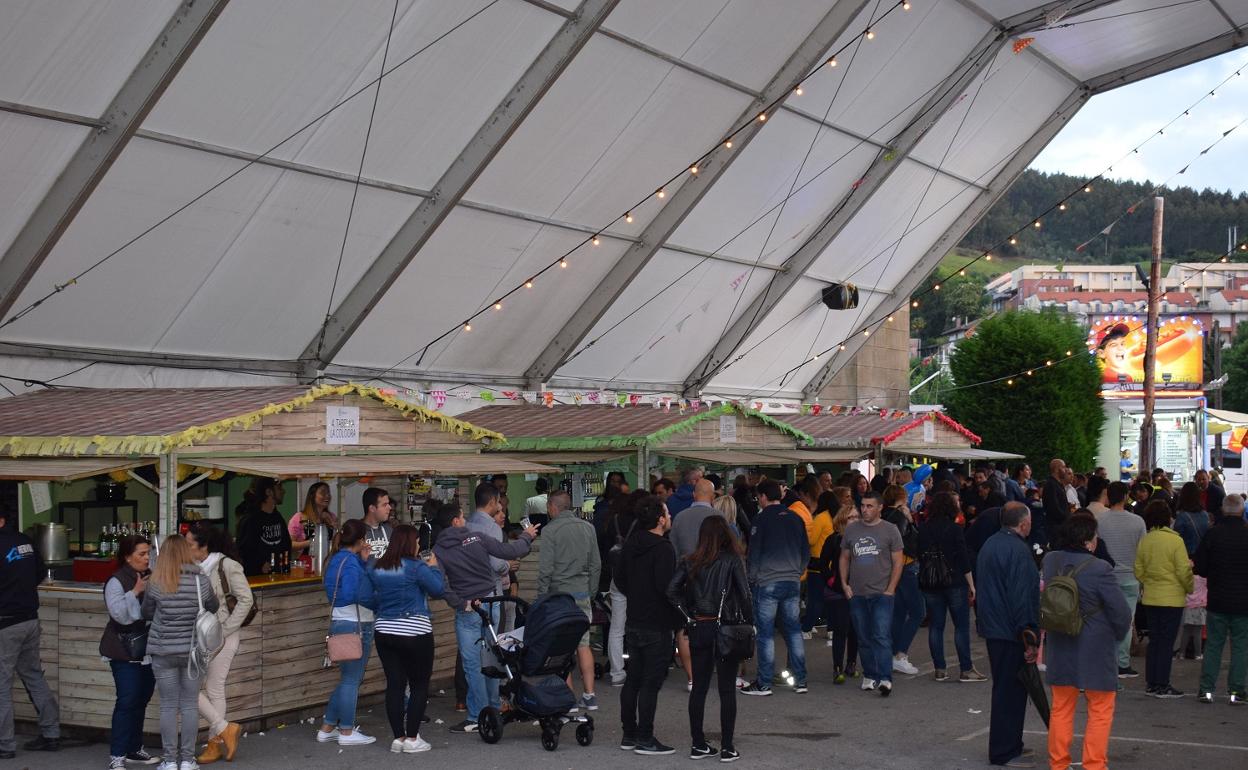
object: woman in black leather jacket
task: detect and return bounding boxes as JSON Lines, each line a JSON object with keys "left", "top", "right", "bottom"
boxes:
{"left": 667, "top": 516, "right": 753, "bottom": 762}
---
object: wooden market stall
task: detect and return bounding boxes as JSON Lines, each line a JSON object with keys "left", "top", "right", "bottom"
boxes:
{"left": 0, "top": 383, "right": 555, "bottom": 735}
{"left": 460, "top": 401, "right": 814, "bottom": 498}
{"left": 782, "top": 410, "right": 1022, "bottom": 468}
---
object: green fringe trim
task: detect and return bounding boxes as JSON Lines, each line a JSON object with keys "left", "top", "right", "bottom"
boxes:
{"left": 494, "top": 403, "right": 812, "bottom": 450}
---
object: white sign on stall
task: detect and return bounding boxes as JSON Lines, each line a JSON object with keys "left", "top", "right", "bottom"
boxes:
{"left": 720, "top": 415, "right": 738, "bottom": 444}
{"left": 326, "top": 406, "right": 360, "bottom": 445}
{"left": 27, "top": 482, "right": 51, "bottom": 514}
{"left": 923, "top": 419, "right": 935, "bottom": 444}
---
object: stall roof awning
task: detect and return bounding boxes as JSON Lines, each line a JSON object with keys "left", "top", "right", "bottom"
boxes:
{"left": 1208, "top": 408, "right": 1248, "bottom": 426}
{"left": 0, "top": 457, "right": 152, "bottom": 481}
{"left": 493, "top": 451, "right": 631, "bottom": 466}
{"left": 660, "top": 449, "right": 796, "bottom": 467}
{"left": 888, "top": 447, "right": 1025, "bottom": 461}
{"left": 190, "top": 454, "right": 558, "bottom": 479}
{"left": 760, "top": 449, "right": 869, "bottom": 463}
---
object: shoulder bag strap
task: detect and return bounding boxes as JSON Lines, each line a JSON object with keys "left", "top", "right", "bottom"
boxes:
{"left": 217, "top": 559, "right": 230, "bottom": 600}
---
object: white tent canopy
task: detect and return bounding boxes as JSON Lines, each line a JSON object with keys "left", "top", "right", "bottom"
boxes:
{"left": 0, "top": 0, "right": 1243, "bottom": 402}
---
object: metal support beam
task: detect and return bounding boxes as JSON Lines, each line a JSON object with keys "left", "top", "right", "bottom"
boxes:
{"left": 0, "top": 0, "right": 229, "bottom": 320}
{"left": 300, "top": 0, "right": 620, "bottom": 373}
{"left": 1084, "top": 28, "right": 1247, "bottom": 94}
{"left": 800, "top": 87, "right": 1091, "bottom": 400}
{"left": 522, "top": 0, "right": 872, "bottom": 389}
{"left": 682, "top": 27, "right": 1006, "bottom": 395}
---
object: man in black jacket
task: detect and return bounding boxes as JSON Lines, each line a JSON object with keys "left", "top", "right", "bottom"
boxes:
{"left": 1041, "top": 458, "right": 1071, "bottom": 542}
{"left": 1194, "top": 494, "right": 1248, "bottom": 704}
{"left": 615, "top": 495, "right": 679, "bottom": 756}
{"left": 0, "top": 510, "right": 60, "bottom": 758}
{"left": 237, "top": 478, "right": 293, "bottom": 575}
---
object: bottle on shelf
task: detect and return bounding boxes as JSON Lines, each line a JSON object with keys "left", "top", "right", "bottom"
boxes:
{"left": 97, "top": 525, "right": 109, "bottom": 558}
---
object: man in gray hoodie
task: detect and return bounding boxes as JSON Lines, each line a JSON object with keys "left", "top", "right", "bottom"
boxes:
{"left": 536, "top": 490, "right": 601, "bottom": 711}
{"left": 433, "top": 501, "right": 537, "bottom": 733}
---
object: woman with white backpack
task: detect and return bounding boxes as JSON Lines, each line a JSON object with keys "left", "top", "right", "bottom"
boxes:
{"left": 142, "top": 535, "right": 219, "bottom": 770}
{"left": 187, "top": 523, "right": 254, "bottom": 764}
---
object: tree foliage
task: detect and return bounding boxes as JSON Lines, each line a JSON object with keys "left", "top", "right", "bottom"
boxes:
{"left": 946, "top": 310, "right": 1102, "bottom": 471}
{"left": 911, "top": 272, "right": 988, "bottom": 346}
{"left": 1220, "top": 321, "right": 1248, "bottom": 413}
{"left": 961, "top": 169, "right": 1248, "bottom": 262}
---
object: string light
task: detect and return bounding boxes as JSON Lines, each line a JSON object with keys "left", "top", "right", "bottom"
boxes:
{"left": 493, "top": 302, "right": 502, "bottom": 311}
{"left": 625, "top": 212, "right": 633, "bottom": 223}
{"left": 1006, "top": 379, "right": 1014, "bottom": 386}
{"left": 524, "top": 279, "right": 534, "bottom": 289}
{"left": 794, "top": 86, "right": 803, "bottom": 96}
{"left": 959, "top": 269, "right": 966, "bottom": 276}
{"left": 1084, "top": 185, "right": 1092, "bottom": 193}
{"left": 863, "top": 330, "right": 870, "bottom": 337}
{"left": 560, "top": 258, "right": 568, "bottom": 268}
{"left": 933, "top": 283, "right": 941, "bottom": 291}
{"left": 827, "top": 56, "right": 838, "bottom": 68}
{"left": 911, "top": 300, "right": 919, "bottom": 308}
{"left": 865, "top": 28, "right": 875, "bottom": 40}
{"left": 463, "top": 322, "right": 472, "bottom": 332}
{"left": 724, "top": 140, "right": 733, "bottom": 149}
{"left": 902, "top": 1, "right": 912, "bottom": 9}
{"left": 757, "top": 113, "right": 767, "bottom": 122}
{"left": 689, "top": 165, "right": 698, "bottom": 175}
{"left": 1033, "top": 220, "right": 1042, "bottom": 228}
{"left": 1045, "top": 360, "right": 1053, "bottom": 366}
{"left": 592, "top": 235, "right": 600, "bottom": 245}
{"left": 1059, "top": 203, "right": 1067, "bottom": 211}
{"left": 984, "top": 254, "right": 992, "bottom": 261}
{"left": 839, "top": 344, "right": 846, "bottom": 351}
{"left": 1009, "top": 237, "right": 1018, "bottom": 245}
{"left": 887, "top": 315, "right": 895, "bottom": 322}
{"left": 656, "top": 188, "right": 666, "bottom": 199}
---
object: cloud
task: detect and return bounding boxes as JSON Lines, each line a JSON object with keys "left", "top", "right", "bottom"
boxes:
{"left": 1031, "top": 50, "right": 1248, "bottom": 194}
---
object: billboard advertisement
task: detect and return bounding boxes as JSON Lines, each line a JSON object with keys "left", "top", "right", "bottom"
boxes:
{"left": 1087, "top": 315, "right": 1203, "bottom": 390}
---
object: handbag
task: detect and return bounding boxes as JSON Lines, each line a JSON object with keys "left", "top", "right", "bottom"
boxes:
{"left": 189, "top": 574, "right": 225, "bottom": 679}
{"left": 715, "top": 587, "right": 755, "bottom": 661}
{"left": 325, "top": 557, "right": 363, "bottom": 664}
{"left": 918, "top": 544, "right": 954, "bottom": 591}
{"left": 218, "top": 560, "right": 258, "bottom": 628}
{"left": 119, "top": 628, "right": 148, "bottom": 660}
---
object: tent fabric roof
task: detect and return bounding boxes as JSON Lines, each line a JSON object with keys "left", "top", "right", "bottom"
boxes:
{"left": 0, "top": 0, "right": 1243, "bottom": 400}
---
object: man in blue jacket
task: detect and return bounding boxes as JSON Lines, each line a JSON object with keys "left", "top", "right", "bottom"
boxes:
{"left": 665, "top": 468, "right": 702, "bottom": 518}
{"left": 976, "top": 502, "right": 1040, "bottom": 768}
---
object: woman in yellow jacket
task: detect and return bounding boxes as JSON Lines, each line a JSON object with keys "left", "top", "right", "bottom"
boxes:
{"left": 1134, "top": 499, "right": 1194, "bottom": 698}
{"left": 800, "top": 484, "right": 839, "bottom": 639}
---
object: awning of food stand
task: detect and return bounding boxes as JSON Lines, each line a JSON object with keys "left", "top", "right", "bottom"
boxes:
{"left": 187, "top": 454, "right": 559, "bottom": 479}
{"left": 759, "top": 449, "right": 870, "bottom": 463}
{"left": 660, "top": 449, "right": 797, "bottom": 467}
{"left": 888, "top": 447, "right": 1025, "bottom": 461}
{"left": 1206, "top": 408, "right": 1248, "bottom": 436}
{"left": 492, "top": 451, "right": 632, "bottom": 466}
{"left": 0, "top": 457, "right": 153, "bottom": 481}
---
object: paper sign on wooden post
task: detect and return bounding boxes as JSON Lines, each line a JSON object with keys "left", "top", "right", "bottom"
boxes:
{"left": 719, "top": 415, "right": 738, "bottom": 444}
{"left": 28, "top": 482, "right": 51, "bottom": 514}
{"left": 326, "top": 406, "right": 360, "bottom": 445}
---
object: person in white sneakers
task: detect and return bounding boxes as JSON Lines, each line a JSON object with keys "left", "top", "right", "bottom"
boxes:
{"left": 839, "top": 492, "right": 904, "bottom": 696}
{"left": 318, "top": 520, "right": 379, "bottom": 747}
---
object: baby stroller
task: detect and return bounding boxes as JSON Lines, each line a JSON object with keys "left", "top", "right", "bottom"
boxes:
{"left": 475, "top": 594, "right": 594, "bottom": 751}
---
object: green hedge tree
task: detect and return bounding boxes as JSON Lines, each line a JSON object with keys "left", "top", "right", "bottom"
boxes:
{"left": 1220, "top": 322, "right": 1248, "bottom": 413}
{"left": 946, "top": 309, "right": 1103, "bottom": 473}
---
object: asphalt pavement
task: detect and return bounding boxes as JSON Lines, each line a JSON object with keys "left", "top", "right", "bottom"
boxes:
{"left": 10, "top": 625, "right": 1246, "bottom": 770}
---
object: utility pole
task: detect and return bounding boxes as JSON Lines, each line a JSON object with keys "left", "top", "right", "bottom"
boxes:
{"left": 1140, "top": 197, "right": 1164, "bottom": 471}
{"left": 1213, "top": 318, "right": 1223, "bottom": 468}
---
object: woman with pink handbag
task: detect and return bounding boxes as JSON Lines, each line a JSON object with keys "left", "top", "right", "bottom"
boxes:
{"left": 316, "top": 520, "right": 378, "bottom": 747}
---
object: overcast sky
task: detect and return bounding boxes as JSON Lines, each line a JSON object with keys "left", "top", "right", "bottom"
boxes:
{"left": 1031, "top": 50, "right": 1248, "bottom": 195}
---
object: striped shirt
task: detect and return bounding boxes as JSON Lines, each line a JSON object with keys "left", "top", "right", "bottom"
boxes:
{"left": 1094, "top": 507, "right": 1146, "bottom": 580}
{"left": 374, "top": 614, "right": 432, "bottom": 636}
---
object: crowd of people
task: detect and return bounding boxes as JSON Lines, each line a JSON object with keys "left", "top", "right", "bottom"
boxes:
{"left": 1, "top": 460, "right": 1246, "bottom": 769}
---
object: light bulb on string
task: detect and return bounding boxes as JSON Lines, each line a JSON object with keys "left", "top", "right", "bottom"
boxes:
{"left": 625, "top": 212, "right": 633, "bottom": 223}
{"left": 902, "top": 0, "right": 912, "bottom": 9}
{"left": 1046, "top": 360, "right": 1052, "bottom": 366}
{"left": 1007, "top": 379, "right": 1014, "bottom": 386}
{"left": 1059, "top": 203, "right": 1067, "bottom": 211}
{"left": 794, "top": 86, "right": 803, "bottom": 96}
{"left": 865, "top": 28, "right": 875, "bottom": 40}
{"left": 1009, "top": 237, "right": 1018, "bottom": 245}
{"left": 757, "top": 112, "right": 767, "bottom": 122}
{"left": 912, "top": 300, "right": 919, "bottom": 308}
{"left": 959, "top": 269, "right": 966, "bottom": 276}
{"left": 934, "top": 283, "right": 941, "bottom": 291}
{"left": 839, "top": 344, "right": 846, "bottom": 351}
{"left": 524, "top": 279, "right": 534, "bottom": 289}
{"left": 724, "top": 139, "right": 733, "bottom": 149}
{"left": 1084, "top": 185, "right": 1092, "bottom": 193}
{"left": 1033, "top": 220, "right": 1042, "bottom": 229}
{"left": 493, "top": 302, "right": 502, "bottom": 311}
{"left": 560, "top": 258, "right": 568, "bottom": 268}
{"left": 863, "top": 330, "right": 870, "bottom": 337}
{"left": 887, "top": 315, "right": 895, "bottom": 322}
{"left": 689, "top": 165, "right": 698, "bottom": 175}
{"left": 985, "top": 254, "right": 992, "bottom": 261}
{"left": 463, "top": 322, "right": 472, "bottom": 332}
{"left": 656, "top": 188, "right": 666, "bottom": 199}
{"left": 592, "top": 236, "right": 600, "bottom": 246}
{"left": 827, "top": 57, "right": 838, "bottom": 68}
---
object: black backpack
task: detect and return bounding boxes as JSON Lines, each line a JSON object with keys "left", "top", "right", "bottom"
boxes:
{"left": 918, "top": 544, "right": 954, "bottom": 591}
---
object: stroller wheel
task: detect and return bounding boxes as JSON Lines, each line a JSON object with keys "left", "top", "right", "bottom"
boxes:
{"left": 593, "top": 662, "right": 604, "bottom": 680}
{"left": 478, "top": 707, "right": 503, "bottom": 744}
{"left": 575, "top": 722, "right": 594, "bottom": 747}
{"left": 541, "top": 729, "right": 560, "bottom": 752}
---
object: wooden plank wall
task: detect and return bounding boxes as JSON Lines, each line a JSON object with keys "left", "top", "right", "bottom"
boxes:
{"left": 659, "top": 414, "right": 798, "bottom": 450}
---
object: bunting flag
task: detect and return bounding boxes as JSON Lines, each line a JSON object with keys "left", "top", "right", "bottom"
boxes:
{"left": 678, "top": 399, "right": 688, "bottom": 414}
{"left": 812, "top": 404, "right": 822, "bottom": 416}
{"left": 616, "top": 393, "right": 628, "bottom": 407}
{"left": 501, "top": 390, "right": 521, "bottom": 401}
{"left": 478, "top": 390, "right": 495, "bottom": 402}
{"left": 587, "top": 391, "right": 601, "bottom": 404}
{"left": 662, "top": 397, "right": 672, "bottom": 413}
{"left": 629, "top": 393, "right": 642, "bottom": 407}
{"left": 573, "top": 392, "right": 583, "bottom": 406}
{"left": 543, "top": 391, "right": 555, "bottom": 408}
{"left": 690, "top": 398, "right": 702, "bottom": 412}
{"left": 1012, "top": 36, "right": 1035, "bottom": 54}
{"left": 428, "top": 389, "right": 447, "bottom": 410}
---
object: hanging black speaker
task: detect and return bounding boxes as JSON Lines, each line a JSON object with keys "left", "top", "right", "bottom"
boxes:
{"left": 821, "top": 282, "right": 859, "bottom": 310}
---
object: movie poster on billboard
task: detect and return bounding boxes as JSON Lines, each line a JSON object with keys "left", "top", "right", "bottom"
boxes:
{"left": 1087, "top": 316, "right": 1203, "bottom": 391}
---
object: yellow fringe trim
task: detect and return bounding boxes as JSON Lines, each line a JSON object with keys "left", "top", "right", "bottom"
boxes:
{"left": 0, "top": 383, "right": 502, "bottom": 457}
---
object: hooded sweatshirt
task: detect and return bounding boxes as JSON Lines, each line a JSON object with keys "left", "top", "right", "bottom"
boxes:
{"left": 615, "top": 528, "right": 680, "bottom": 632}
{"left": 433, "top": 525, "right": 533, "bottom": 609}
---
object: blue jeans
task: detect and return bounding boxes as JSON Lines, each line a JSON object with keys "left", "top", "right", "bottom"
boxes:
{"left": 891, "top": 564, "right": 924, "bottom": 656}
{"left": 109, "top": 661, "right": 155, "bottom": 757}
{"left": 324, "top": 620, "right": 374, "bottom": 729}
{"left": 849, "top": 594, "right": 895, "bottom": 683}
{"left": 924, "top": 586, "right": 972, "bottom": 671}
{"left": 456, "top": 605, "right": 500, "bottom": 722}
{"left": 753, "top": 581, "right": 806, "bottom": 687}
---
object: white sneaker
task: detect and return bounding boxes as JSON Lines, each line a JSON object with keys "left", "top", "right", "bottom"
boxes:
{"left": 179, "top": 762, "right": 200, "bottom": 770}
{"left": 735, "top": 677, "right": 749, "bottom": 689}
{"left": 390, "top": 739, "right": 405, "bottom": 753}
{"left": 403, "top": 736, "right": 432, "bottom": 753}
{"left": 156, "top": 763, "right": 177, "bottom": 770}
{"left": 892, "top": 654, "right": 919, "bottom": 675}
{"left": 861, "top": 678, "right": 878, "bottom": 691}
{"left": 338, "top": 729, "right": 376, "bottom": 746}
{"left": 826, "top": 630, "right": 834, "bottom": 640}
{"left": 316, "top": 727, "right": 340, "bottom": 743}
{"left": 801, "top": 631, "right": 813, "bottom": 640}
